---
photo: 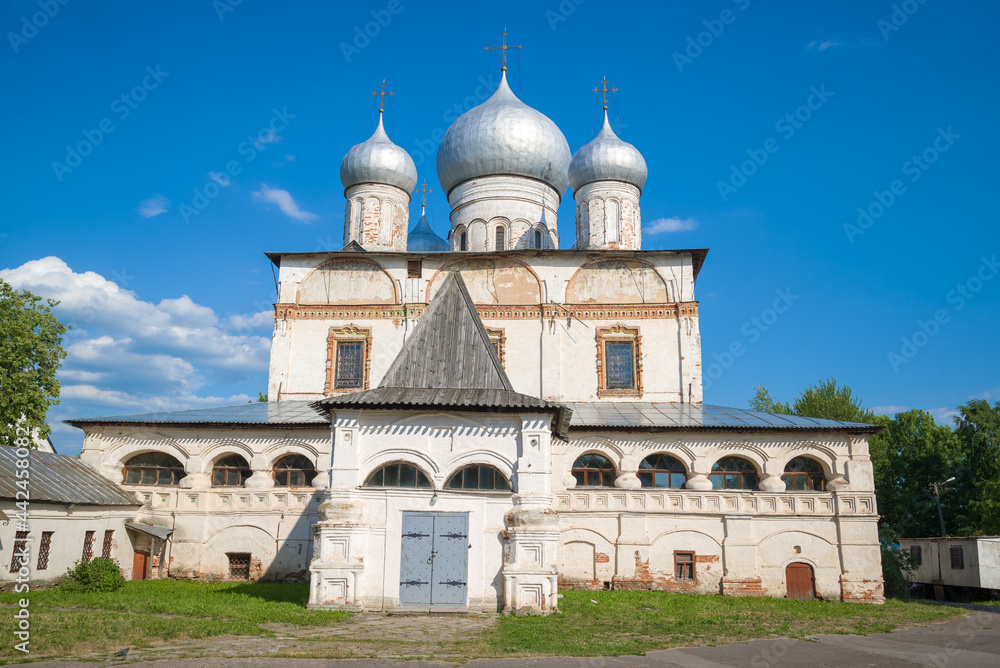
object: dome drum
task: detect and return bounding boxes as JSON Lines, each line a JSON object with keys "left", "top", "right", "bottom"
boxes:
{"left": 446, "top": 175, "right": 560, "bottom": 251}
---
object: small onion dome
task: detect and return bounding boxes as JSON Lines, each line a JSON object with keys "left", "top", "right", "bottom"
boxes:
{"left": 436, "top": 71, "right": 571, "bottom": 196}
{"left": 568, "top": 110, "right": 647, "bottom": 193}
{"left": 340, "top": 113, "right": 418, "bottom": 194}
{"left": 407, "top": 208, "right": 448, "bottom": 251}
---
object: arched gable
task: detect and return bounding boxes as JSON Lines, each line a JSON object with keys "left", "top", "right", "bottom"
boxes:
{"left": 297, "top": 257, "right": 397, "bottom": 305}
{"left": 566, "top": 257, "right": 670, "bottom": 304}
{"left": 427, "top": 257, "right": 541, "bottom": 304}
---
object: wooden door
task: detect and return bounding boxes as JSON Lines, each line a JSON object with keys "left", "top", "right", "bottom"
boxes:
{"left": 785, "top": 562, "right": 815, "bottom": 600}
{"left": 132, "top": 551, "right": 150, "bottom": 580}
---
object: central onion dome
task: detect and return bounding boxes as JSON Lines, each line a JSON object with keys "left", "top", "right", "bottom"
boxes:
{"left": 569, "top": 110, "right": 647, "bottom": 192}
{"left": 436, "top": 71, "right": 571, "bottom": 196}
{"left": 340, "top": 114, "right": 417, "bottom": 194}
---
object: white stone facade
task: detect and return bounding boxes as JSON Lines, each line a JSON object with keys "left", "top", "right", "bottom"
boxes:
{"left": 447, "top": 176, "right": 559, "bottom": 251}
{"left": 343, "top": 183, "right": 411, "bottom": 252}
{"left": 574, "top": 181, "right": 642, "bottom": 251}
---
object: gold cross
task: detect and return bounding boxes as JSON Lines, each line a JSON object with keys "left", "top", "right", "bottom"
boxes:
{"left": 485, "top": 29, "right": 521, "bottom": 72}
{"left": 593, "top": 77, "right": 618, "bottom": 110}
{"left": 371, "top": 79, "right": 393, "bottom": 113}
{"left": 415, "top": 180, "right": 433, "bottom": 206}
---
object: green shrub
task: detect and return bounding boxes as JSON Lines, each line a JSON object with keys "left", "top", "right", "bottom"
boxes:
{"left": 62, "top": 558, "right": 126, "bottom": 593}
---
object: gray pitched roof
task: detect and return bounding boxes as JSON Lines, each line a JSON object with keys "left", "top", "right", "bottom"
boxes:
{"left": 567, "top": 402, "right": 884, "bottom": 433}
{"left": 65, "top": 400, "right": 329, "bottom": 427}
{"left": 0, "top": 448, "right": 139, "bottom": 506}
{"left": 379, "top": 271, "right": 514, "bottom": 391}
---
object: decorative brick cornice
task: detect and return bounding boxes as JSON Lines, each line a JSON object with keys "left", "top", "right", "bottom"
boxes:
{"left": 275, "top": 302, "right": 698, "bottom": 322}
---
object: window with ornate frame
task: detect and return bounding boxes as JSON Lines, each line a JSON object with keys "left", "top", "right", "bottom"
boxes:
{"left": 596, "top": 325, "right": 642, "bottom": 397}
{"left": 123, "top": 452, "right": 186, "bottom": 486}
{"left": 572, "top": 454, "right": 616, "bottom": 487}
{"left": 446, "top": 465, "right": 512, "bottom": 491}
{"left": 484, "top": 327, "right": 506, "bottom": 367}
{"left": 674, "top": 551, "right": 695, "bottom": 581}
{"left": 709, "top": 457, "right": 758, "bottom": 490}
{"left": 325, "top": 326, "right": 372, "bottom": 394}
{"left": 272, "top": 454, "right": 316, "bottom": 487}
{"left": 781, "top": 457, "right": 826, "bottom": 491}
{"left": 364, "top": 462, "right": 432, "bottom": 488}
{"left": 212, "top": 454, "right": 252, "bottom": 487}
{"left": 638, "top": 454, "right": 687, "bottom": 488}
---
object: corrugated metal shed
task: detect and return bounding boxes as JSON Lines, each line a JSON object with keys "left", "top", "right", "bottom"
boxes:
{"left": 0, "top": 448, "right": 139, "bottom": 506}
{"left": 567, "top": 402, "right": 883, "bottom": 433}
{"left": 64, "top": 400, "right": 329, "bottom": 427}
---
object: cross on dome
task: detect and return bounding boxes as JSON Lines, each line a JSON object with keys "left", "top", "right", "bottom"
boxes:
{"left": 593, "top": 77, "right": 618, "bottom": 111}
{"left": 371, "top": 79, "right": 393, "bottom": 114}
{"left": 485, "top": 29, "right": 521, "bottom": 72}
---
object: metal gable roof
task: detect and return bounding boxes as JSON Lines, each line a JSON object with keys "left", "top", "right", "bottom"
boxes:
{"left": 64, "top": 400, "right": 329, "bottom": 427}
{"left": 0, "top": 448, "right": 138, "bottom": 506}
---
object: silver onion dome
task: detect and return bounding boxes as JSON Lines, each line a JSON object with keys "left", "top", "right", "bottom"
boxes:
{"left": 406, "top": 208, "right": 448, "bottom": 251}
{"left": 436, "top": 71, "right": 571, "bottom": 196}
{"left": 569, "top": 110, "right": 647, "bottom": 192}
{"left": 340, "top": 113, "right": 417, "bottom": 194}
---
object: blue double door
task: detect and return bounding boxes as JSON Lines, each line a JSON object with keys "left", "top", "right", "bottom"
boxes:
{"left": 399, "top": 512, "right": 469, "bottom": 606}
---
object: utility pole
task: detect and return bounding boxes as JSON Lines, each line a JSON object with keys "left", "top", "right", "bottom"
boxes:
{"left": 929, "top": 477, "right": 955, "bottom": 537}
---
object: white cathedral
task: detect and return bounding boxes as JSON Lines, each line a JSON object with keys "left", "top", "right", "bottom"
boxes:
{"left": 59, "top": 61, "right": 884, "bottom": 611}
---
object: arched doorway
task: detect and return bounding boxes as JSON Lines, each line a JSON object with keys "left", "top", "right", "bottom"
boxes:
{"left": 785, "top": 562, "right": 815, "bottom": 600}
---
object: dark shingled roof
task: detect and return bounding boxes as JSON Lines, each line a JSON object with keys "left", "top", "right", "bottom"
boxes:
{"left": 65, "top": 400, "right": 329, "bottom": 427}
{"left": 0, "top": 448, "right": 139, "bottom": 506}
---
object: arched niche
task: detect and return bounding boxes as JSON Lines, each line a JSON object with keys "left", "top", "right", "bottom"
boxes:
{"left": 298, "top": 258, "right": 397, "bottom": 305}
{"left": 566, "top": 258, "right": 670, "bottom": 304}
{"left": 427, "top": 257, "right": 541, "bottom": 305}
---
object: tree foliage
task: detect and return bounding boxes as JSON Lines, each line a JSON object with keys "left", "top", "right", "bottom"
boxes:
{"left": 0, "top": 279, "right": 70, "bottom": 445}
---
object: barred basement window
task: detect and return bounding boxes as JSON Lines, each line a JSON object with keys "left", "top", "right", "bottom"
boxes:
{"left": 910, "top": 545, "right": 922, "bottom": 567}
{"left": 950, "top": 546, "right": 964, "bottom": 570}
{"left": 82, "top": 530, "right": 95, "bottom": 562}
{"left": 102, "top": 530, "right": 114, "bottom": 559}
{"left": 228, "top": 553, "right": 251, "bottom": 580}
{"left": 365, "top": 462, "right": 432, "bottom": 488}
{"left": 37, "top": 532, "right": 53, "bottom": 570}
{"left": 675, "top": 552, "right": 695, "bottom": 581}
{"left": 446, "top": 465, "right": 512, "bottom": 491}
{"left": 272, "top": 455, "right": 316, "bottom": 487}
{"left": 9, "top": 531, "right": 28, "bottom": 573}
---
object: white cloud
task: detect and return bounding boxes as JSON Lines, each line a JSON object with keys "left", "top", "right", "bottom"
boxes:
{"left": 928, "top": 407, "right": 960, "bottom": 425}
{"left": 872, "top": 405, "right": 910, "bottom": 416}
{"left": 251, "top": 184, "right": 318, "bottom": 222}
{"left": 644, "top": 217, "right": 699, "bottom": 234}
{"left": 254, "top": 128, "right": 281, "bottom": 148}
{"left": 136, "top": 194, "right": 169, "bottom": 218}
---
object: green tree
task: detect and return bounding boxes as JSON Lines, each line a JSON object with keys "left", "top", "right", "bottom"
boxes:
{"left": 0, "top": 279, "right": 70, "bottom": 445}
{"left": 953, "top": 399, "right": 1000, "bottom": 535}
{"left": 748, "top": 385, "right": 790, "bottom": 414}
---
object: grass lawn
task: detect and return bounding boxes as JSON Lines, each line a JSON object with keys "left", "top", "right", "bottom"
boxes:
{"left": 0, "top": 583, "right": 964, "bottom": 663}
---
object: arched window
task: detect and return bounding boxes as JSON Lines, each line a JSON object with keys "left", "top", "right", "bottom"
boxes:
{"left": 495, "top": 226, "right": 505, "bottom": 250}
{"left": 606, "top": 200, "right": 620, "bottom": 242}
{"left": 534, "top": 229, "right": 543, "bottom": 249}
{"left": 123, "top": 453, "right": 185, "bottom": 486}
{"left": 272, "top": 455, "right": 316, "bottom": 487}
{"left": 364, "top": 462, "right": 432, "bottom": 488}
{"left": 782, "top": 457, "right": 826, "bottom": 491}
{"left": 638, "top": 454, "right": 687, "bottom": 489}
{"left": 710, "top": 457, "right": 758, "bottom": 490}
{"left": 572, "top": 454, "right": 616, "bottom": 487}
{"left": 212, "top": 454, "right": 251, "bottom": 487}
{"left": 446, "top": 465, "right": 511, "bottom": 491}
{"left": 459, "top": 231, "right": 468, "bottom": 251}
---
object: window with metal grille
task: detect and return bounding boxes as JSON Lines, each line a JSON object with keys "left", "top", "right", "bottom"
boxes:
{"left": 407, "top": 259, "right": 421, "bottom": 278}
{"left": 638, "top": 454, "right": 687, "bottom": 489}
{"left": 675, "top": 552, "right": 695, "bottom": 581}
{"left": 228, "top": 553, "right": 251, "bottom": 580}
{"left": 37, "top": 532, "right": 53, "bottom": 570}
{"left": 710, "top": 457, "right": 758, "bottom": 490}
{"left": 335, "top": 340, "right": 364, "bottom": 389}
{"left": 910, "top": 545, "right": 922, "bottom": 567}
{"left": 123, "top": 452, "right": 186, "bottom": 486}
{"left": 495, "top": 226, "right": 505, "bottom": 250}
{"left": 604, "top": 340, "right": 635, "bottom": 389}
{"left": 213, "top": 454, "right": 252, "bottom": 486}
{"left": 446, "top": 465, "right": 511, "bottom": 491}
{"left": 781, "top": 457, "right": 826, "bottom": 491}
{"left": 364, "top": 462, "right": 432, "bottom": 488}
{"left": 572, "top": 454, "right": 616, "bottom": 487}
{"left": 82, "top": 531, "right": 95, "bottom": 562}
{"left": 101, "top": 530, "right": 114, "bottom": 559}
{"left": 272, "top": 455, "right": 316, "bottom": 487}
{"left": 950, "top": 546, "right": 964, "bottom": 569}
{"left": 9, "top": 531, "right": 28, "bottom": 573}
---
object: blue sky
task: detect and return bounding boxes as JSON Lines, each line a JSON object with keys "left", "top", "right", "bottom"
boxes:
{"left": 2, "top": 0, "right": 998, "bottom": 455}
